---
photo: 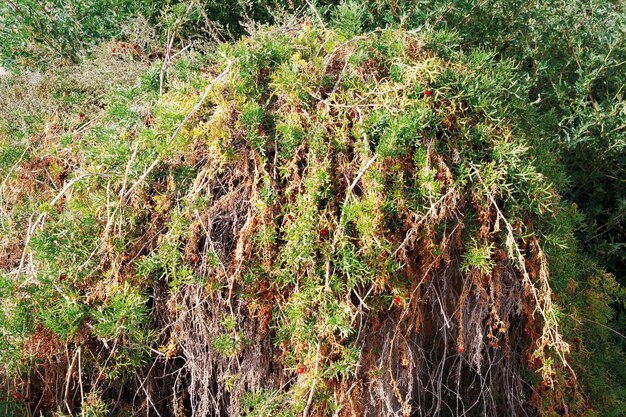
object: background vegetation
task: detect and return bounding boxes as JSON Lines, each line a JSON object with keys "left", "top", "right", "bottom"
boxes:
{"left": 0, "top": 1, "right": 624, "bottom": 416}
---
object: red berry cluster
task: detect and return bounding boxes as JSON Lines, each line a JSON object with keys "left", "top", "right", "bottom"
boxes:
{"left": 111, "top": 41, "right": 141, "bottom": 58}
{"left": 281, "top": 214, "right": 295, "bottom": 226}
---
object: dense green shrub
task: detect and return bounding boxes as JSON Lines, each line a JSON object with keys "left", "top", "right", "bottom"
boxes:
{"left": 1, "top": 22, "right": 623, "bottom": 415}
{"left": 397, "top": 0, "right": 626, "bottom": 281}
{"left": 0, "top": 0, "right": 624, "bottom": 415}
{"left": 0, "top": 0, "right": 165, "bottom": 67}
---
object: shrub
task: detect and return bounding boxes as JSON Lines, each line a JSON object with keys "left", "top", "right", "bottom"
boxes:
{"left": 0, "top": 11, "right": 624, "bottom": 417}
{"left": 0, "top": 0, "right": 165, "bottom": 67}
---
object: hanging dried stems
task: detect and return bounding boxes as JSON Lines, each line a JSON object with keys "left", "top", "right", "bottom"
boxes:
{"left": 153, "top": 28, "right": 577, "bottom": 416}
{"left": 471, "top": 165, "right": 572, "bottom": 384}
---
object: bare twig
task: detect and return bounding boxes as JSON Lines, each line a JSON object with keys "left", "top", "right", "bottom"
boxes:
{"left": 304, "top": 0, "right": 326, "bottom": 29}
{"left": 302, "top": 340, "right": 321, "bottom": 417}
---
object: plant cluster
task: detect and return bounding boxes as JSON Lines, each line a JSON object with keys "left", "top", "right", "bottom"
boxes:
{"left": 0, "top": 0, "right": 165, "bottom": 67}
{"left": 3, "top": 0, "right": 622, "bottom": 286}
{"left": 2, "top": 19, "right": 622, "bottom": 416}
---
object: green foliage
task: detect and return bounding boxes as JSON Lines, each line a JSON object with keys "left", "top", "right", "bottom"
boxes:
{"left": 135, "top": 209, "right": 197, "bottom": 291}
{"left": 0, "top": 274, "right": 32, "bottom": 368}
{"left": 373, "top": 104, "right": 435, "bottom": 157}
{"left": 30, "top": 214, "right": 102, "bottom": 282}
{"left": 241, "top": 388, "right": 297, "bottom": 417}
{"left": 80, "top": 391, "right": 110, "bottom": 417}
{"left": 461, "top": 239, "right": 495, "bottom": 274}
{"left": 38, "top": 292, "right": 86, "bottom": 341}
{"left": 0, "top": 0, "right": 163, "bottom": 67}
{"left": 0, "top": 2, "right": 624, "bottom": 414}
{"left": 92, "top": 283, "right": 149, "bottom": 342}
{"left": 0, "top": 399, "right": 27, "bottom": 417}
{"left": 212, "top": 332, "right": 246, "bottom": 357}
{"left": 332, "top": 0, "right": 626, "bottom": 283}
{"left": 331, "top": 1, "right": 366, "bottom": 38}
